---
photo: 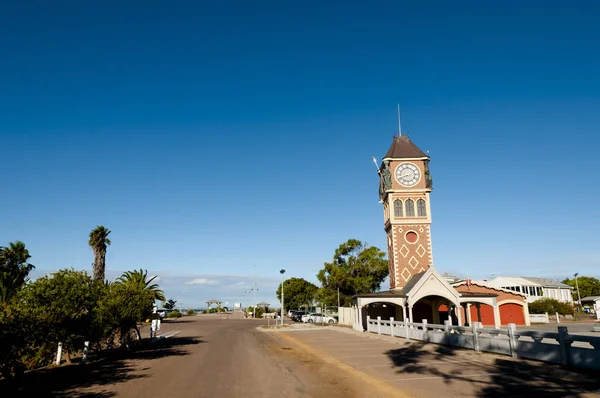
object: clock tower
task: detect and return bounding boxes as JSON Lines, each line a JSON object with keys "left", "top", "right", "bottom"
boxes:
{"left": 379, "top": 136, "right": 433, "bottom": 289}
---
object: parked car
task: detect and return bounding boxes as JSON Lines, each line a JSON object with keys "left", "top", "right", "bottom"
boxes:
{"left": 301, "top": 313, "right": 317, "bottom": 323}
{"left": 291, "top": 311, "right": 306, "bottom": 322}
{"left": 307, "top": 313, "right": 337, "bottom": 324}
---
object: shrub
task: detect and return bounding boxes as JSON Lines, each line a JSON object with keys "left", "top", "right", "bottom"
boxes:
{"left": 167, "top": 311, "right": 182, "bottom": 319}
{"left": 186, "top": 309, "right": 195, "bottom": 316}
{"left": 528, "top": 298, "right": 574, "bottom": 316}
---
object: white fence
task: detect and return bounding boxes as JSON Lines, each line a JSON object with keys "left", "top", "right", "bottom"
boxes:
{"left": 529, "top": 313, "right": 549, "bottom": 323}
{"left": 366, "top": 316, "right": 600, "bottom": 371}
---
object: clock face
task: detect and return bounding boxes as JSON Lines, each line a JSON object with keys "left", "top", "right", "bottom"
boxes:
{"left": 395, "top": 163, "right": 421, "bottom": 186}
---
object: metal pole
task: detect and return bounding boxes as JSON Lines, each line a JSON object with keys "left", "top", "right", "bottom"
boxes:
{"left": 280, "top": 269, "right": 285, "bottom": 327}
{"left": 337, "top": 287, "right": 340, "bottom": 308}
{"left": 574, "top": 273, "right": 581, "bottom": 309}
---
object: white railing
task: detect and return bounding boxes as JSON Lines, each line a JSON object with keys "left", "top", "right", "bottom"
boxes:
{"left": 366, "top": 315, "right": 600, "bottom": 371}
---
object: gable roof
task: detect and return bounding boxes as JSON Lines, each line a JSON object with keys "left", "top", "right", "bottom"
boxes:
{"left": 521, "top": 277, "right": 573, "bottom": 289}
{"left": 580, "top": 296, "right": 600, "bottom": 302}
{"left": 383, "top": 136, "right": 428, "bottom": 159}
{"left": 404, "top": 267, "right": 461, "bottom": 304}
{"left": 453, "top": 281, "right": 528, "bottom": 298}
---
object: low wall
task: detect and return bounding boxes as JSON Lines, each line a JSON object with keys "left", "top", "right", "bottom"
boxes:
{"left": 529, "top": 313, "right": 549, "bottom": 324}
{"left": 366, "top": 316, "right": 600, "bottom": 371}
{"left": 337, "top": 307, "right": 355, "bottom": 326}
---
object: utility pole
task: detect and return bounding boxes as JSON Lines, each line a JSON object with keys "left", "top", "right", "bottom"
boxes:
{"left": 574, "top": 273, "right": 582, "bottom": 309}
{"left": 280, "top": 269, "right": 286, "bottom": 327}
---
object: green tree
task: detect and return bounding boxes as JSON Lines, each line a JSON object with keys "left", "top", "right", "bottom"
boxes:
{"left": 561, "top": 276, "right": 600, "bottom": 301}
{"left": 276, "top": 277, "right": 318, "bottom": 312}
{"left": 89, "top": 225, "right": 111, "bottom": 282}
{"left": 96, "top": 281, "right": 154, "bottom": 343}
{"left": 0, "top": 241, "right": 35, "bottom": 304}
{"left": 16, "top": 269, "right": 102, "bottom": 364}
{"left": 0, "top": 303, "right": 30, "bottom": 378}
{"left": 247, "top": 306, "right": 265, "bottom": 318}
{"left": 317, "top": 239, "right": 388, "bottom": 307}
{"left": 116, "top": 269, "right": 166, "bottom": 302}
{"left": 163, "top": 299, "right": 177, "bottom": 310}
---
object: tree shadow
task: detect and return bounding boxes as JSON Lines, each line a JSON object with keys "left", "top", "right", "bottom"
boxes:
{"left": 385, "top": 342, "right": 600, "bottom": 397}
{"left": 0, "top": 336, "right": 205, "bottom": 397}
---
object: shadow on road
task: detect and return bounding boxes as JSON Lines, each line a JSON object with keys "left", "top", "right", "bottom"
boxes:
{"left": 385, "top": 343, "right": 600, "bottom": 397}
{"left": 0, "top": 336, "right": 205, "bottom": 397}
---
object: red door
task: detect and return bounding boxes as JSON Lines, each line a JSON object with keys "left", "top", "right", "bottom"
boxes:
{"left": 499, "top": 303, "right": 525, "bottom": 325}
{"left": 469, "top": 304, "right": 495, "bottom": 326}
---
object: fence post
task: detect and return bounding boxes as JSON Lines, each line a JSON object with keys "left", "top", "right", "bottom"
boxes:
{"left": 472, "top": 323, "right": 480, "bottom": 352}
{"left": 444, "top": 320, "right": 451, "bottom": 346}
{"left": 556, "top": 312, "right": 560, "bottom": 324}
{"left": 507, "top": 323, "right": 518, "bottom": 358}
{"left": 545, "top": 312, "right": 549, "bottom": 323}
{"left": 55, "top": 342, "right": 63, "bottom": 365}
{"left": 422, "top": 319, "right": 429, "bottom": 343}
{"left": 377, "top": 316, "right": 382, "bottom": 334}
{"left": 82, "top": 341, "right": 89, "bottom": 365}
{"left": 390, "top": 317, "right": 395, "bottom": 337}
{"left": 557, "top": 326, "right": 571, "bottom": 367}
{"left": 404, "top": 318, "right": 410, "bottom": 340}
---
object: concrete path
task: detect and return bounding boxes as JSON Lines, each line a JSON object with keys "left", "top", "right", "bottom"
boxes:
{"left": 276, "top": 327, "right": 600, "bottom": 398}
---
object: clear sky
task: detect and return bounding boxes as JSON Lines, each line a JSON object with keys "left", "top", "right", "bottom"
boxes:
{"left": 1, "top": 1, "right": 599, "bottom": 307}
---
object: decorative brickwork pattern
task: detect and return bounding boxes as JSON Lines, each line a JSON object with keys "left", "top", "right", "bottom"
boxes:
{"left": 386, "top": 229, "right": 396, "bottom": 289}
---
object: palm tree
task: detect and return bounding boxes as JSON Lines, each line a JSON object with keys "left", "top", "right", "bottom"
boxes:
{"left": 116, "top": 269, "right": 166, "bottom": 302}
{"left": 89, "top": 226, "right": 111, "bottom": 282}
{"left": 0, "top": 241, "right": 35, "bottom": 304}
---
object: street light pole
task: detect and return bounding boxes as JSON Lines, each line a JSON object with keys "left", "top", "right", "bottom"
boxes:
{"left": 574, "top": 273, "right": 582, "bottom": 309}
{"left": 280, "top": 269, "right": 286, "bottom": 327}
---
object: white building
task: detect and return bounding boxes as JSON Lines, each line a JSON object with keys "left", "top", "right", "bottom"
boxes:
{"left": 485, "top": 276, "right": 574, "bottom": 304}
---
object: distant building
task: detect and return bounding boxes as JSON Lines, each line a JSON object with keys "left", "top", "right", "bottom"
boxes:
{"left": 485, "top": 276, "right": 574, "bottom": 304}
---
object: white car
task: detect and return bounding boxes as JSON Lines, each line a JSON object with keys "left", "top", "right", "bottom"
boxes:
{"left": 306, "top": 313, "right": 337, "bottom": 324}
{"left": 301, "top": 313, "right": 317, "bottom": 323}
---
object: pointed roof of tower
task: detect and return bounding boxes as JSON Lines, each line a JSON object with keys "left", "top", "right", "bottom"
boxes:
{"left": 384, "top": 136, "right": 428, "bottom": 159}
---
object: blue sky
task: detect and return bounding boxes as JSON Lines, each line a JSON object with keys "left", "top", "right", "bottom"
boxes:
{"left": 1, "top": 1, "right": 599, "bottom": 307}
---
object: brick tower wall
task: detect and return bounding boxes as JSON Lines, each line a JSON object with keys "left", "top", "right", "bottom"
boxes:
{"left": 391, "top": 224, "right": 432, "bottom": 287}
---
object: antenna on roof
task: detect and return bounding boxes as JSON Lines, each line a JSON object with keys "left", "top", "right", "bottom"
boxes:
{"left": 397, "top": 104, "right": 402, "bottom": 136}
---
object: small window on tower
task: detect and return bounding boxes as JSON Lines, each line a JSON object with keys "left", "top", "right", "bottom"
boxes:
{"left": 393, "top": 199, "right": 403, "bottom": 217}
{"left": 405, "top": 199, "right": 415, "bottom": 217}
{"left": 417, "top": 199, "right": 427, "bottom": 216}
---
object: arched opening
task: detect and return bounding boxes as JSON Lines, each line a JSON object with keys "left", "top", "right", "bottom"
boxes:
{"left": 411, "top": 295, "right": 458, "bottom": 325}
{"left": 393, "top": 199, "right": 403, "bottom": 217}
{"left": 405, "top": 199, "right": 415, "bottom": 217}
{"left": 360, "top": 301, "right": 406, "bottom": 330}
{"left": 417, "top": 199, "right": 427, "bottom": 216}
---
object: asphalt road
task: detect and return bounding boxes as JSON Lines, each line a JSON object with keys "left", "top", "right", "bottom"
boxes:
{"left": 0, "top": 315, "right": 387, "bottom": 398}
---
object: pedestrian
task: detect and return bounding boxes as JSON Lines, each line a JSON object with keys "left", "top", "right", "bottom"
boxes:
{"left": 150, "top": 307, "right": 160, "bottom": 339}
